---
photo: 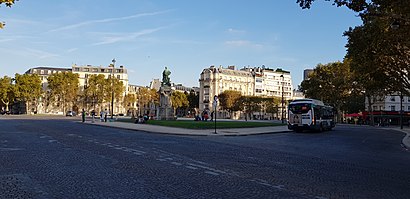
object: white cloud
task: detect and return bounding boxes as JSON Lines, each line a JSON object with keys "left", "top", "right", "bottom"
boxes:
{"left": 227, "top": 28, "right": 246, "bottom": 34}
{"left": 92, "top": 27, "right": 164, "bottom": 46}
{"left": 67, "top": 48, "right": 78, "bottom": 53}
{"left": 25, "top": 48, "right": 60, "bottom": 59}
{"left": 0, "top": 38, "right": 14, "bottom": 43}
{"left": 224, "top": 40, "right": 263, "bottom": 48}
{"left": 49, "top": 10, "right": 170, "bottom": 32}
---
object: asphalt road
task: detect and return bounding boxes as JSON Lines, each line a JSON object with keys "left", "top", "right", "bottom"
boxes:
{"left": 1, "top": 116, "right": 409, "bottom": 199}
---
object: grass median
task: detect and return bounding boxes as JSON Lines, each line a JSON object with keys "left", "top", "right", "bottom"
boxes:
{"left": 117, "top": 118, "right": 284, "bottom": 129}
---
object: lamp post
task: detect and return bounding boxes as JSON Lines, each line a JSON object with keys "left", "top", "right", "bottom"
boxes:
{"left": 400, "top": 91, "right": 403, "bottom": 129}
{"left": 280, "top": 74, "right": 284, "bottom": 124}
{"left": 111, "top": 58, "right": 116, "bottom": 119}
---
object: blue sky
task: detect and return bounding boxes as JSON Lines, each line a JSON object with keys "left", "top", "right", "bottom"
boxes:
{"left": 0, "top": 0, "right": 361, "bottom": 88}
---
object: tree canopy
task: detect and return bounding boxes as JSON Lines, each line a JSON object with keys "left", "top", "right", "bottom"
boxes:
{"left": 0, "top": 75, "right": 14, "bottom": 111}
{"left": 218, "top": 90, "right": 243, "bottom": 113}
{"left": 171, "top": 91, "right": 189, "bottom": 115}
{"left": 47, "top": 72, "right": 79, "bottom": 113}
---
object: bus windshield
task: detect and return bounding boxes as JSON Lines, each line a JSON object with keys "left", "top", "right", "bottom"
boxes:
{"left": 289, "top": 103, "right": 311, "bottom": 114}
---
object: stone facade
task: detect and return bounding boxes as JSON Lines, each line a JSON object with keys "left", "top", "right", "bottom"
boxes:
{"left": 198, "top": 65, "right": 293, "bottom": 117}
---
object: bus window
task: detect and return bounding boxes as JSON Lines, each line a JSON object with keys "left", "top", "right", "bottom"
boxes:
{"left": 289, "top": 103, "right": 311, "bottom": 114}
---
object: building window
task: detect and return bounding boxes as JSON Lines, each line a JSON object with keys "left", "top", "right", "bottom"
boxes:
{"left": 84, "top": 68, "right": 89, "bottom": 72}
{"left": 117, "top": 75, "right": 121, "bottom": 79}
{"left": 85, "top": 74, "right": 89, "bottom": 79}
{"left": 391, "top": 96, "right": 396, "bottom": 101}
{"left": 74, "top": 67, "right": 80, "bottom": 72}
{"left": 391, "top": 106, "right": 396, "bottom": 111}
{"left": 373, "top": 106, "right": 378, "bottom": 111}
{"left": 93, "top": 68, "right": 98, "bottom": 72}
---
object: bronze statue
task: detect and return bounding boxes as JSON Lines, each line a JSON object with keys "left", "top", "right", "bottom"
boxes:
{"left": 162, "top": 67, "right": 171, "bottom": 86}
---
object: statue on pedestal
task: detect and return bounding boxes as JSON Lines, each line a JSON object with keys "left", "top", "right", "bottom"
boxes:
{"left": 158, "top": 67, "right": 175, "bottom": 120}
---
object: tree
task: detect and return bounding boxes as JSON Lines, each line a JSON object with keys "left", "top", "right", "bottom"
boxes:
{"left": 298, "top": 0, "right": 410, "bottom": 125}
{"left": 242, "top": 96, "right": 263, "bottom": 120}
{"left": 103, "top": 76, "right": 124, "bottom": 114}
{"left": 47, "top": 72, "right": 79, "bottom": 114}
{"left": 0, "top": 75, "right": 14, "bottom": 111}
{"left": 14, "top": 73, "right": 42, "bottom": 114}
{"left": 171, "top": 91, "right": 189, "bottom": 116}
{"left": 136, "top": 87, "right": 152, "bottom": 116}
{"left": 186, "top": 90, "right": 199, "bottom": 115}
{"left": 344, "top": 24, "right": 392, "bottom": 125}
{"left": 218, "top": 90, "right": 242, "bottom": 118}
{"left": 123, "top": 93, "right": 137, "bottom": 118}
{"left": 263, "top": 97, "right": 281, "bottom": 119}
{"left": 84, "top": 74, "right": 107, "bottom": 111}
{"left": 300, "top": 61, "right": 353, "bottom": 122}
{"left": 0, "top": 0, "right": 17, "bottom": 29}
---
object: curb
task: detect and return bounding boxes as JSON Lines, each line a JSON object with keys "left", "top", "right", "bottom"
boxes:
{"left": 387, "top": 128, "right": 410, "bottom": 150}
{"left": 79, "top": 121, "right": 291, "bottom": 136}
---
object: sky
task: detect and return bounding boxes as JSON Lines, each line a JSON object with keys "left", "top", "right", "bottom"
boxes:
{"left": 0, "top": 0, "right": 362, "bottom": 88}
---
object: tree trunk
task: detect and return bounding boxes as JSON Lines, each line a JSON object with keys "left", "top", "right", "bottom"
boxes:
{"left": 367, "top": 94, "right": 374, "bottom": 126}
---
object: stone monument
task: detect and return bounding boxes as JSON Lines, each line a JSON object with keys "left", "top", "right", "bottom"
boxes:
{"left": 158, "top": 67, "right": 175, "bottom": 120}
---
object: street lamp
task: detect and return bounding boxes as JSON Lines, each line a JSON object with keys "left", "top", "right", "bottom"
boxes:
{"left": 111, "top": 58, "right": 116, "bottom": 119}
{"left": 280, "top": 74, "right": 284, "bottom": 124}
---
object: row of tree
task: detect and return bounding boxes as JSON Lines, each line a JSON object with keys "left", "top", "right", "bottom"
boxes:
{"left": 0, "top": 72, "right": 201, "bottom": 116}
{"left": 298, "top": 0, "right": 410, "bottom": 124}
{"left": 0, "top": 74, "right": 42, "bottom": 113}
{"left": 218, "top": 90, "right": 281, "bottom": 119}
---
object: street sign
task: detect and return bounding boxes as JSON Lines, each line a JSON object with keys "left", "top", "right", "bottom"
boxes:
{"left": 213, "top": 95, "right": 218, "bottom": 107}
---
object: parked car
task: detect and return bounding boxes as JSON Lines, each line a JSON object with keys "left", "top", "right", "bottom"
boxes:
{"left": 66, "top": 111, "right": 77, "bottom": 117}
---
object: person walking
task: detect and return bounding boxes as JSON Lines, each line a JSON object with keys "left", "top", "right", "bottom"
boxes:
{"left": 81, "top": 109, "right": 86, "bottom": 123}
{"left": 104, "top": 109, "right": 108, "bottom": 122}
{"left": 100, "top": 110, "right": 104, "bottom": 122}
{"left": 210, "top": 111, "right": 214, "bottom": 121}
{"left": 91, "top": 110, "right": 95, "bottom": 123}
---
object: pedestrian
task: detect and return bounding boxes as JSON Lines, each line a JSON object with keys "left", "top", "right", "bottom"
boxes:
{"left": 104, "top": 109, "right": 108, "bottom": 122}
{"left": 81, "top": 109, "right": 86, "bottom": 123}
{"left": 210, "top": 111, "right": 214, "bottom": 121}
{"left": 91, "top": 110, "right": 95, "bottom": 123}
{"left": 100, "top": 110, "right": 104, "bottom": 122}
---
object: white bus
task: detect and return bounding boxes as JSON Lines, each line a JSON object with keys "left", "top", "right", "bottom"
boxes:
{"left": 288, "top": 99, "right": 335, "bottom": 132}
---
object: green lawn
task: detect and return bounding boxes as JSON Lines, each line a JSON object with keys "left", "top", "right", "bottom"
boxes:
{"left": 117, "top": 118, "right": 284, "bottom": 129}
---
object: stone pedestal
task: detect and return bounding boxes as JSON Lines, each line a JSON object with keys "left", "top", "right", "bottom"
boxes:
{"left": 158, "top": 86, "right": 175, "bottom": 120}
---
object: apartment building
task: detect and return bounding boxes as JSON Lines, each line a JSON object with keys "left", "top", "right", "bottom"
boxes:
{"left": 198, "top": 65, "right": 294, "bottom": 120}
{"left": 199, "top": 66, "right": 255, "bottom": 112}
{"left": 25, "top": 64, "right": 129, "bottom": 115}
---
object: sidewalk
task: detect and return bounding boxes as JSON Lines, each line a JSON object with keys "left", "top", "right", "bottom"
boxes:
{"left": 81, "top": 119, "right": 291, "bottom": 136}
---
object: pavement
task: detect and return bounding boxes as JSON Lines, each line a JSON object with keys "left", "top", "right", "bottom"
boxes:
{"left": 80, "top": 118, "right": 410, "bottom": 149}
